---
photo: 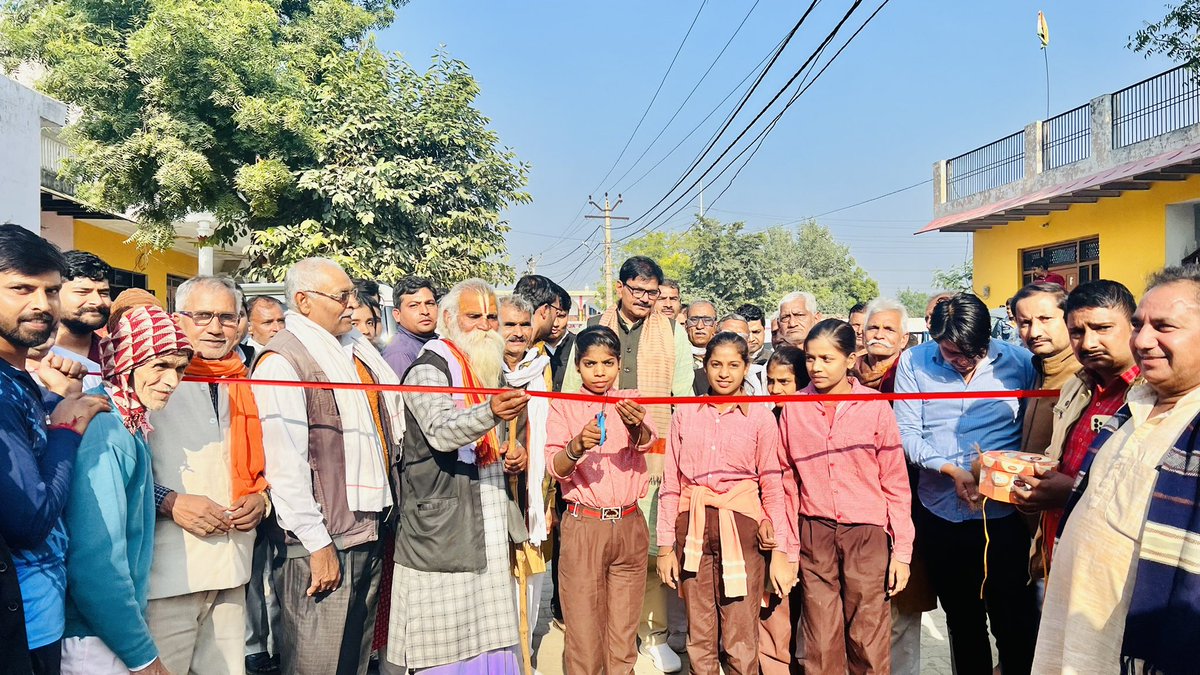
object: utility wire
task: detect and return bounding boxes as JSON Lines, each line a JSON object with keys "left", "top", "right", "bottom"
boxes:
{"left": 590, "top": 0, "right": 710, "bottom": 192}
{"left": 617, "top": 0, "right": 825, "bottom": 231}
{"left": 619, "top": 0, "right": 868, "bottom": 241}
{"left": 607, "top": 0, "right": 763, "bottom": 191}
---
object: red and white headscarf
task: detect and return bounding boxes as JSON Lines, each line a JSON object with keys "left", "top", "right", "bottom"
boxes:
{"left": 99, "top": 289, "right": 193, "bottom": 434}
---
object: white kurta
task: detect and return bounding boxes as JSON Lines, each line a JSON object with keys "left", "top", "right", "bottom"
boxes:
{"left": 1033, "top": 384, "right": 1200, "bottom": 674}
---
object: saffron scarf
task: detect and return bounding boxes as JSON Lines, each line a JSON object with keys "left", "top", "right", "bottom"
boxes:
{"left": 99, "top": 290, "right": 193, "bottom": 434}
{"left": 185, "top": 351, "right": 268, "bottom": 500}
{"left": 426, "top": 338, "right": 501, "bottom": 467}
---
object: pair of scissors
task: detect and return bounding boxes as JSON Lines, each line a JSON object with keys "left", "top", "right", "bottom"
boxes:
{"left": 596, "top": 410, "right": 607, "bottom": 447}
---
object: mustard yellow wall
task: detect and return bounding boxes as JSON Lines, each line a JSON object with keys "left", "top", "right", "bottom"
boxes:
{"left": 971, "top": 174, "right": 1200, "bottom": 303}
{"left": 72, "top": 221, "right": 198, "bottom": 299}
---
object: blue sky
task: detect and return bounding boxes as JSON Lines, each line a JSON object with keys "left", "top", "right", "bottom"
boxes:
{"left": 379, "top": 1, "right": 1176, "bottom": 297}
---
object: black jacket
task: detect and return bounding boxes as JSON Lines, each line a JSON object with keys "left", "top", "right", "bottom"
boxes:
{"left": 0, "top": 535, "right": 32, "bottom": 674}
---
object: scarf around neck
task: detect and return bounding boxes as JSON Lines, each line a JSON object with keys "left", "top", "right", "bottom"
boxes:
{"left": 423, "top": 338, "right": 502, "bottom": 467}
{"left": 280, "top": 311, "right": 403, "bottom": 513}
{"left": 504, "top": 349, "right": 551, "bottom": 546}
{"left": 599, "top": 307, "right": 675, "bottom": 438}
{"left": 185, "top": 351, "right": 268, "bottom": 500}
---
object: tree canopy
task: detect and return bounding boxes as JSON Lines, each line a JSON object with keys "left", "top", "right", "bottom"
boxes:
{"left": 615, "top": 216, "right": 879, "bottom": 316}
{"left": 1130, "top": 0, "right": 1200, "bottom": 71}
{"left": 0, "top": 0, "right": 529, "bottom": 286}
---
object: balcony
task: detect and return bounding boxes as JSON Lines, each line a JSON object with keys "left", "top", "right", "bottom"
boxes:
{"left": 930, "top": 65, "right": 1200, "bottom": 230}
{"left": 40, "top": 127, "right": 73, "bottom": 195}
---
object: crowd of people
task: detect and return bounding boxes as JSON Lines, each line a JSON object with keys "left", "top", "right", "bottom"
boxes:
{"left": 2, "top": 219, "right": 1199, "bottom": 675}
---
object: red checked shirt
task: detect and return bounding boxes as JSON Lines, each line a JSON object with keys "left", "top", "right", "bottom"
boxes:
{"left": 657, "top": 402, "right": 788, "bottom": 554}
{"left": 778, "top": 381, "right": 914, "bottom": 564}
{"left": 1043, "top": 365, "right": 1139, "bottom": 560}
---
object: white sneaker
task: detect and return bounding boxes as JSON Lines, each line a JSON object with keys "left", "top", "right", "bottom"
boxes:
{"left": 639, "top": 642, "right": 683, "bottom": 673}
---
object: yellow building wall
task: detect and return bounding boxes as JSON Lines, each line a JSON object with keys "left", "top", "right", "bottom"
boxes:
{"left": 72, "top": 221, "right": 199, "bottom": 299}
{"left": 971, "top": 174, "right": 1200, "bottom": 303}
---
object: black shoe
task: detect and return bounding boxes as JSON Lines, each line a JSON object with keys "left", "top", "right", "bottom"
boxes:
{"left": 246, "top": 652, "right": 280, "bottom": 674}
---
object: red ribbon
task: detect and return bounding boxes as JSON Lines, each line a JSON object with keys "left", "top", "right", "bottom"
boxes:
{"left": 174, "top": 374, "right": 1059, "bottom": 405}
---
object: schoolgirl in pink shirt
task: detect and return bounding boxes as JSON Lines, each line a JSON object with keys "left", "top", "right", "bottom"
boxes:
{"left": 779, "top": 319, "right": 914, "bottom": 673}
{"left": 656, "top": 332, "right": 794, "bottom": 675}
{"left": 545, "top": 326, "right": 656, "bottom": 675}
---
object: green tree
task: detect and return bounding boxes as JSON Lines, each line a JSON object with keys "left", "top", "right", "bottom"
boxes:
{"left": 897, "top": 288, "right": 931, "bottom": 319}
{"left": 762, "top": 221, "right": 879, "bottom": 316}
{"left": 618, "top": 229, "right": 696, "bottom": 285}
{"left": 1130, "top": 1, "right": 1200, "bottom": 71}
{"left": 1, "top": 0, "right": 529, "bottom": 286}
{"left": 686, "top": 216, "right": 772, "bottom": 311}
{"left": 932, "top": 261, "right": 973, "bottom": 293}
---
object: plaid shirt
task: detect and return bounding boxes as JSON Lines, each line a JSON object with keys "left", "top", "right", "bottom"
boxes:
{"left": 1060, "top": 366, "right": 1140, "bottom": 478}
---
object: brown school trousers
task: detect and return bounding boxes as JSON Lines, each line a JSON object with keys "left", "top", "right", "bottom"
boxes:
{"left": 674, "top": 508, "right": 764, "bottom": 675}
{"left": 559, "top": 506, "right": 649, "bottom": 675}
{"left": 797, "top": 516, "right": 891, "bottom": 675}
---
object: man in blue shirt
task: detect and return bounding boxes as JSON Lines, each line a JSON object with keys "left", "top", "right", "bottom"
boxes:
{"left": 0, "top": 224, "right": 109, "bottom": 673}
{"left": 894, "top": 292, "right": 1040, "bottom": 675}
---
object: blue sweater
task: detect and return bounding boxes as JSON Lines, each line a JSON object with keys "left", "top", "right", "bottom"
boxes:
{"left": 62, "top": 393, "right": 157, "bottom": 668}
{"left": 0, "top": 361, "right": 80, "bottom": 649}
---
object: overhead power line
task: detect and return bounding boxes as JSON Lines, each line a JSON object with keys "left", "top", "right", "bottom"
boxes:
{"left": 607, "top": 0, "right": 763, "bottom": 192}
{"left": 618, "top": 0, "right": 874, "bottom": 242}
{"left": 590, "top": 0, "right": 709, "bottom": 193}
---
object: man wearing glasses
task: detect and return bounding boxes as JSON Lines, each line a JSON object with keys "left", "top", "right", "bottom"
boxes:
{"left": 684, "top": 300, "right": 719, "bottom": 368}
{"left": 147, "top": 276, "right": 272, "bottom": 674}
{"left": 562, "top": 256, "right": 694, "bottom": 673}
{"left": 251, "top": 258, "right": 404, "bottom": 675}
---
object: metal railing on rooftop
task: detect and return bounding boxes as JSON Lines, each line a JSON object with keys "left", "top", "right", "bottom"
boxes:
{"left": 1042, "top": 104, "right": 1091, "bottom": 170}
{"left": 947, "top": 130, "right": 1024, "bottom": 201}
{"left": 1113, "top": 65, "right": 1200, "bottom": 148}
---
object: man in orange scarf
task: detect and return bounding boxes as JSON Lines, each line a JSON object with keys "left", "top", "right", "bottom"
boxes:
{"left": 145, "top": 276, "right": 269, "bottom": 675}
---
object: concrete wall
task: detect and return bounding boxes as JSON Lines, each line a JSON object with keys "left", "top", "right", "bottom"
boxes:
{"left": 972, "top": 174, "right": 1200, "bottom": 303}
{"left": 0, "top": 75, "right": 67, "bottom": 231}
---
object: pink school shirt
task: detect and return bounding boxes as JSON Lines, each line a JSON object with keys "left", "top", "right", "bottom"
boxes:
{"left": 656, "top": 402, "right": 788, "bottom": 554}
{"left": 545, "top": 389, "right": 657, "bottom": 508}
{"left": 778, "top": 380, "right": 915, "bottom": 563}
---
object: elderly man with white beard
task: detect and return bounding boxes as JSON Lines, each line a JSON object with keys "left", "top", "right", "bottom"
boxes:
{"left": 383, "top": 279, "right": 531, "bottom": 674}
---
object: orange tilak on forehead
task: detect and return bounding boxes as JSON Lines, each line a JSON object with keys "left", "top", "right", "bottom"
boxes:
{"left": 459, "top": 290, "right": 497, "bottom": 316}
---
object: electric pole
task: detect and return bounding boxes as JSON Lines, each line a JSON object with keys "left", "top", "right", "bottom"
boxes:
{"left": 585, "top": 193, "right": 628, "bottom": 307}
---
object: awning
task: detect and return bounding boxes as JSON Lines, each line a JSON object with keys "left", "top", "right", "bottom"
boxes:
{"left": 918, "top": 142, "right": 1200, "bottom": 234}
{"left": 40, "top": 186, "right": 136, "bottom": 223}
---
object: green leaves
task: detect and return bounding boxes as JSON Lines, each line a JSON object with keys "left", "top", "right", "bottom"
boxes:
{"left": 2, "top": 0, "right": 527, "bottom": 288}
{"left": 616, "top": 216, "right": 879, "bottom": 317}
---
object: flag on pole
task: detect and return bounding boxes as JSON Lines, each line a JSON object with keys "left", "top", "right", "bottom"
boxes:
{"left": 1037, "top": 11, "right": 1050, "bottom": 49}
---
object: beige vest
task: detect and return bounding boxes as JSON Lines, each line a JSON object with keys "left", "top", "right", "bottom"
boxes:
{"left": 146, "top": 382, "right": 254, "bottom": 600}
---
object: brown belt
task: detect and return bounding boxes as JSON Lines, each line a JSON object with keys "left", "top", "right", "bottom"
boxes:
{"left": 566, "top": 502, "right": 639, "bottom": 521}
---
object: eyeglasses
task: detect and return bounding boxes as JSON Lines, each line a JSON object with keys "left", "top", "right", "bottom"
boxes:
{"left": 304, "top": 289, "right": 353, "bottom": 307}
{"left": 623, "top": 285, "right": 661, "bottom": 300}
{"left": 779, "top": 311, "right": 810, "bottom": 325}
{"left": 686, "top": 316, "right": 717, "bottom": 327}
{"left": 178, "top": 311, "right": 240, "bottom": 328}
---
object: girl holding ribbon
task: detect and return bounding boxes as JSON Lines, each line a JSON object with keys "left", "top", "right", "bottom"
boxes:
{"left": 545, "top": 325, "right": 655, "bottom": 675}
{"left": 656, "top": 331, "right": 794, "bottom": 675}
{"left": 778, "top": 319, "right": 914, "bottom": 673}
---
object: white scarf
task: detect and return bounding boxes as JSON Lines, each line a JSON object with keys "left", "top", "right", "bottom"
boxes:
{"left": 283, "top": 311, "right": 404, "bottom": 512}
{"left": 504, "top": 350, "right": 551, "bottom": 546}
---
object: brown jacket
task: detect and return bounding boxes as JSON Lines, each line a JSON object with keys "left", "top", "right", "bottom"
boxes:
{"left": 1020, "top": 348, "right": 1082, "bottom": 457}
{"left": 257, "top": 330, "right": 386, "bottom": 557}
